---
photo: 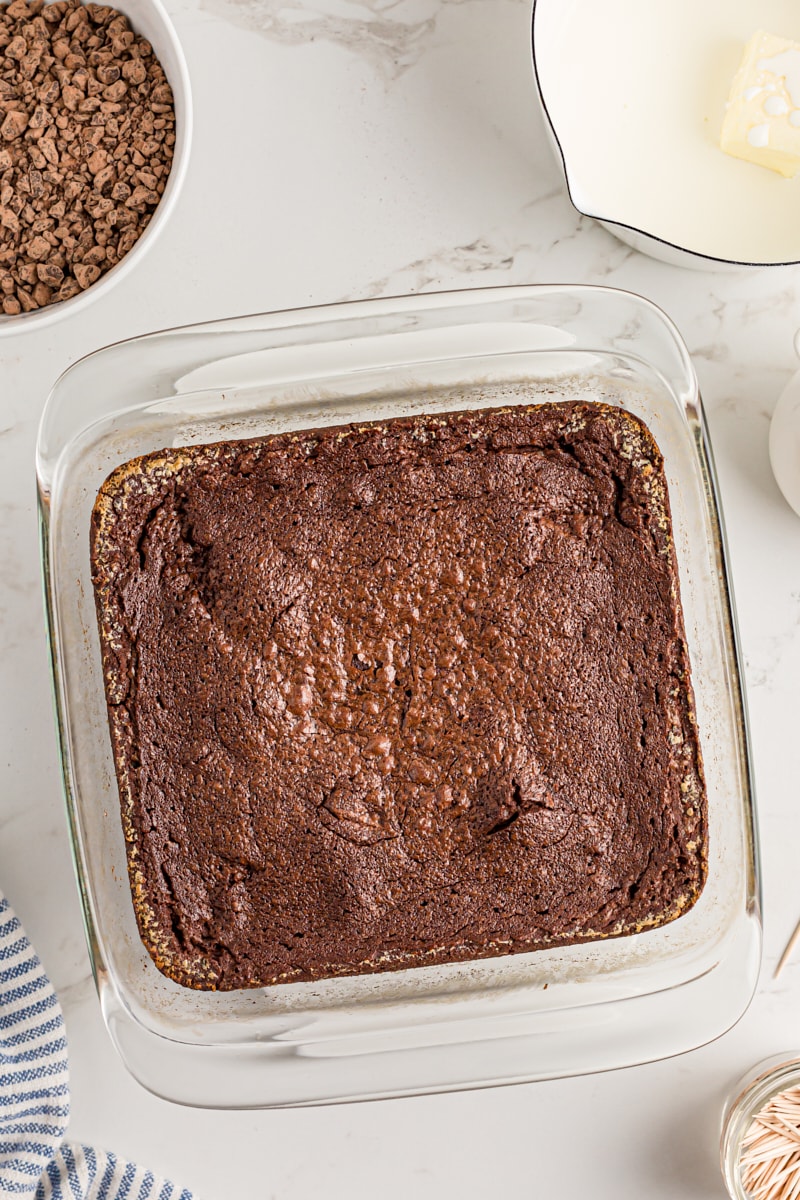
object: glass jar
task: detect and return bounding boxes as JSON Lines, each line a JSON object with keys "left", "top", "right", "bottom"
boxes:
{"left": 721, "top": 1055, "right": 800, "bottom": 1199}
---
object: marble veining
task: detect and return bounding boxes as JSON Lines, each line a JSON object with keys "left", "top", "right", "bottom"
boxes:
{"left": 198, "top": 0, "right": 472, "bottom": 79}
{"left": 362, "top": 231, "right": 518, "bottom": 296}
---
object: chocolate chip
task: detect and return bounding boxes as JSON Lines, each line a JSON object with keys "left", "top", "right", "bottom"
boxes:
{"left": 121, "top": 56, "right": 143, "bottom": 84}
{"left": 5, "top": 35, "right": 27, "bottom": 59}
{"left": 17, "top": 285, "right": 37, "bottom": 310}
{"left": 56, "top": 275, "right": 79, "bottom": 299}
{"left": 26, "top": 234, "right": 50, "bottom": 259}
{"left": 102, "top": 77, "right": 125, "bottom": 101}
{"left": 1, "top": 110, "right": 29, "bottom": 140}
{"left": 36, "top": 260, "right": 62, "bottom": 283}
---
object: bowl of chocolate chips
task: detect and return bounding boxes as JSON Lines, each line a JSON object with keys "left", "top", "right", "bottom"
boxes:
{"left": 0, "top": 0, "right": 191, "bottom": 329}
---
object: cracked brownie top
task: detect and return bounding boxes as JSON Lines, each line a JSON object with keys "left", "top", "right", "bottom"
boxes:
{"left": 90, "top": 400, "right": 706, "bottom": 990}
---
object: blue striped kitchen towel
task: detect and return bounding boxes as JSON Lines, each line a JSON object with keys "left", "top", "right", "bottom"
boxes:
{"left": 0, "top": 891, "right": 197, "bottom": 1199}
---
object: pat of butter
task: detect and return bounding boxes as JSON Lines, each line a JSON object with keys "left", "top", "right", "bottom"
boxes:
{"left": 720, "top": 30, "right": 800, "bottom": 178}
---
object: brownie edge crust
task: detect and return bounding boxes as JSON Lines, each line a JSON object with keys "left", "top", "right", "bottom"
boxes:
{"left": 90, "top": 401, "right": 707, "bottom": 991}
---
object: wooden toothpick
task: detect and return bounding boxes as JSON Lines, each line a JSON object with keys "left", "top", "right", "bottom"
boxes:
{"left": 739, "top": 1084, "right": 800, "bottom": 1199}
{"left": 775, "top": 916, "right": 800, "bottom": 980}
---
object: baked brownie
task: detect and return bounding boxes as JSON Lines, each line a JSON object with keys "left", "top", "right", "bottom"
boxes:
{"left": 90, "top": 401, "right": 706, "bottom": 990}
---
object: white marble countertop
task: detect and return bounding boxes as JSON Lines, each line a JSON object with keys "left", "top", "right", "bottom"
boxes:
{"left": 3, "top": 0, "right": 800, "bottom": 1196}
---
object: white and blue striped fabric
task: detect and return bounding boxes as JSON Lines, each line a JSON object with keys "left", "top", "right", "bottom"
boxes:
{"left": 0, "top": 892, "right": 196, "bottom": 1200}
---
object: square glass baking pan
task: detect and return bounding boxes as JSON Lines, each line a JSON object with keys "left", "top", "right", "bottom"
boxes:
{"left": 37, "top": 284, "right": 760, "bottom": 1108}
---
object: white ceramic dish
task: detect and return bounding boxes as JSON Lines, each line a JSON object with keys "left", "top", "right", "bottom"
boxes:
{"left": 0, "top": 0, "right": 192, "bottom": 336}
{"left": 532, "top": 0, "right": 800, "bottom": 270}
{"left": 769, "top": 329, "right": 800, "bottom": 517}
{"left": 38, "top": 285, "right": 760, "bottom": 1108}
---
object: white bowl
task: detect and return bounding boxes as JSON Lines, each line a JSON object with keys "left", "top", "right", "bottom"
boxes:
{"left": 532, "top": 0, "right": 800, "bottom": 270}
{"left": 0, "top": 0, "right": 192, "bottom": 335}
